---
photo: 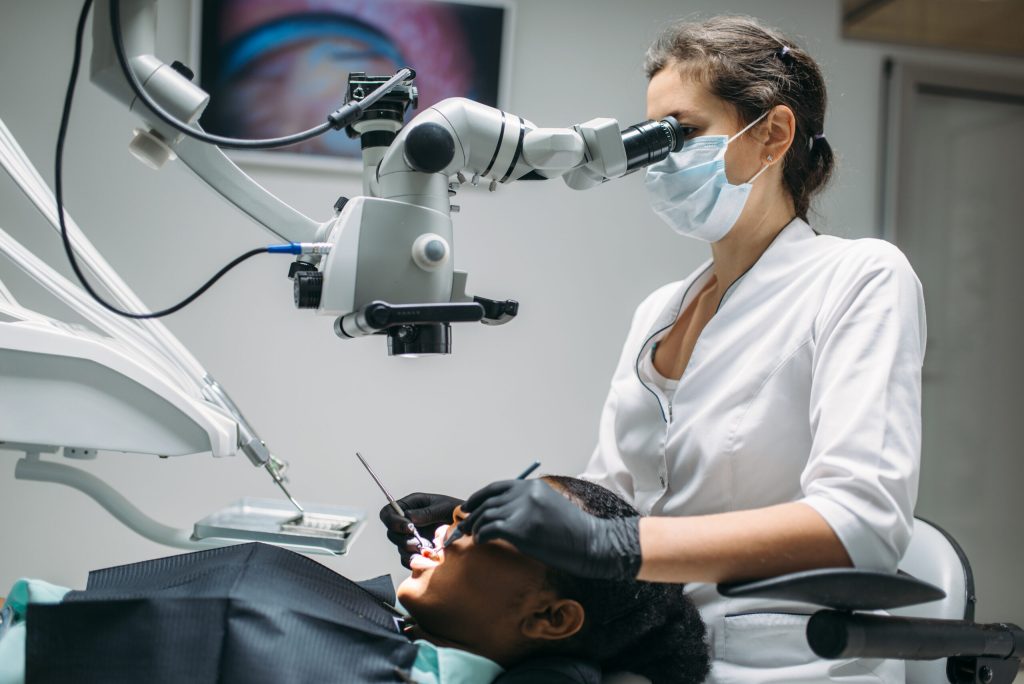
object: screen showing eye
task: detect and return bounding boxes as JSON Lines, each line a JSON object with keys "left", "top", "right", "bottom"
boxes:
{"left": 198, "top": 0, "right": 507, "bottom": 159}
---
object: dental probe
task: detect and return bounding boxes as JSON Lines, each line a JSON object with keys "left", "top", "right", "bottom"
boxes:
{"left": 355, "top": 452, "right": 434, "bottom": 552}
{"left": 443, "top": 461, "right": 541, "bottom": 549}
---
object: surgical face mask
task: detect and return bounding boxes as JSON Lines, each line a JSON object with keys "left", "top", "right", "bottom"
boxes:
{"left": 644, "top": 111, "right": 771, "bottom": 242}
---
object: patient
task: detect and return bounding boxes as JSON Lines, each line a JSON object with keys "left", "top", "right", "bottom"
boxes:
{"left": 3, "top": 476, "right": 709, "bottom": 684}
{"left": 397, "top": 476, "right": 709, "bottom": 683}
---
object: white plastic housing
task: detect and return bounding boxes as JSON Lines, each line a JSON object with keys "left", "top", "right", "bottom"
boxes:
{"left": 317, "top": 196, "right": 455, "bottom": 316}
{"left": 0, "top": 320, "right": 237, "bottom": 457}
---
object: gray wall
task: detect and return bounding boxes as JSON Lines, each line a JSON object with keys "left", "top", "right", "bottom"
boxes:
{"left": 1, "top": 0, "right": 1020, "bottom": 594}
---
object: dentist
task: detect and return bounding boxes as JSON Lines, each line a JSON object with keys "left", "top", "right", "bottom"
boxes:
{"left": 384, "top": 15, "right": 926, "bottom": 683}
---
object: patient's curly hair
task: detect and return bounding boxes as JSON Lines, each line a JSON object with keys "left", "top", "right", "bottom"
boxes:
{"left": 542, "top": 476, "right": 710, "bottom": 684}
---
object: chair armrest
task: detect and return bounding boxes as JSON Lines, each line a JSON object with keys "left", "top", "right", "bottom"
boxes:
{"left": 717, "top": 568, "right": 945, "bottom": 611}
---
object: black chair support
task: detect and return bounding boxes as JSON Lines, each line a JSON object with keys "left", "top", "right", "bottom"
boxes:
{"left": 719, "top": 568, "right": 1023, "bottom": 684}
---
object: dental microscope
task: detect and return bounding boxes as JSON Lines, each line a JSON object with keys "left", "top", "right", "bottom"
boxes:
{"left": 1, "top": 0, "right": 682, "bottom": 555}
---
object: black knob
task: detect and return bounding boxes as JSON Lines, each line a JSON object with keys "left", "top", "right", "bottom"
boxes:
{"left": 334, "top": 196, "right": 349, "bottom": 213}
{"left": 170, "top": 60, "right": 195, "bottom": 81}
{"left": 288, "top": 261, "right": 317, "bottom": 280}
{"left": 293, "top": 271, "right": 324, "bottom": 309}
{"left": 404, "top": 122, "right": 455, "bottom": 174}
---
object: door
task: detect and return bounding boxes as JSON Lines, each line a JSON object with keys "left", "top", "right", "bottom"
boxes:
{"left": 884, "top": 62, "right": 1024, "bottom": 625}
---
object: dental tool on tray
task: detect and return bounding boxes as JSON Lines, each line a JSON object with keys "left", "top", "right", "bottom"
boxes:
{"left": 355, "top": 451, "right": 435, "bottom": 552}
{"left": 443, "top": 461, "right": 541, "bottom": 549}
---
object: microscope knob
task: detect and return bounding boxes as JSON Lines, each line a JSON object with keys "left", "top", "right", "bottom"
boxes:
{"left": 411, "top": 233, "right": 450, "bottom": 271}
{"left": 293, "top": 271, "right": 324, "bottom": 309}
{"left": 404, "top": 122, "right": 455, "bottom": 174}
{"left": 288, "top": 261, "right": 317, "bottom": 280}
{"left": 170, "top": 60, "right": 195, "bottom": 82}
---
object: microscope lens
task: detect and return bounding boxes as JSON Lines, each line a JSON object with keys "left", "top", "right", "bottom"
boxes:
{"left": 621, "top": 118, "right": 681, "bottom": 173}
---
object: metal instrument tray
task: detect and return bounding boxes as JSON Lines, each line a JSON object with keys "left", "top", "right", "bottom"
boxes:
{"left": 193, "top": 497, "right": 365, "bottom": 555}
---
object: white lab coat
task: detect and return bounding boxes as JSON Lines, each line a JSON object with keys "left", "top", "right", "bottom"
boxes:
{"left": 583, "top": 219, "right": 926, "bottom": 683}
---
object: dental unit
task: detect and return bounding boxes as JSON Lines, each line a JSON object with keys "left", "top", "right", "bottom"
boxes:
{"left": 0, "top": 0, "right": 684, "bottom": 555}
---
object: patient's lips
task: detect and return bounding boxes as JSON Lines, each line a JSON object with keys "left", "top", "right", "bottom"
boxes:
{"left": 409, "top": 525, "right": 450, "bottom": 571}
{"left": 409, "top": 553, "right": 439, "bottom": 571}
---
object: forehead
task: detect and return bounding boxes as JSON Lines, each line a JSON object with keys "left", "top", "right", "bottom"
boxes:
{"left": 645, "top": 65, "right": 736, "bottom": 122}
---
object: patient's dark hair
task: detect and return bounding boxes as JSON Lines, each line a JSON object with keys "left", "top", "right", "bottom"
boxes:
{"left": 542, "top": 476, "right": 710, "bottom": 684}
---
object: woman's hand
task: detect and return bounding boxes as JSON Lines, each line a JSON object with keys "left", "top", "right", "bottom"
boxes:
{"left": 459, "top": 479, "right": 641, "bottom": 580}
{"left": 380, "top": 492, "right": 462, "bottom": 568}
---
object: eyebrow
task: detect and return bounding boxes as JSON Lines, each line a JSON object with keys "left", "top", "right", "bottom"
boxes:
{"left": 666, "top": 109, "right": 702, "bottom": 122}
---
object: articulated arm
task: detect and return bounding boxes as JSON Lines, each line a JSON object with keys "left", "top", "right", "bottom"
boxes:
{"left": 372, "top": 97, "right": 682, "bottom": 211}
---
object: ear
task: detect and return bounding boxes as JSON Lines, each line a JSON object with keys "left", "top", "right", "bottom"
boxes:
{"left": 758, "top": 104, "right": 796, "bottom": 165}
{"left": 520, "top": 598, "right": 586, "bottom": 641}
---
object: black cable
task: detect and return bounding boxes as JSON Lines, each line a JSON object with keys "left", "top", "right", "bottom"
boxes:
{"left": 58, "top": 0, "right": 413, "bottom": 319}
{"left": 57, "top": 0, "right": 272, "bottom": 319}
{"left": 108, "top": 0, "right": 413, "bottom": 150}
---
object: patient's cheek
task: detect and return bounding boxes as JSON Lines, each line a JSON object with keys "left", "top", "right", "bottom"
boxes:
{"left": 396, "top": 576, "right": 420, "bottom": 604}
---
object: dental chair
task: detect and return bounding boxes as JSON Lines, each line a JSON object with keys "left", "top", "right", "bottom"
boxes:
{"left": 718, "top": 516, "right": 1023, "bottom": 684}
{"left": 602, "top": 516, "right": 1022, "bottom": 684}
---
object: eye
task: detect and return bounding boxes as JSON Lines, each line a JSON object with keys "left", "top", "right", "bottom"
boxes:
{"left": 679, "top": 126, "right": 698, "bottom": 139}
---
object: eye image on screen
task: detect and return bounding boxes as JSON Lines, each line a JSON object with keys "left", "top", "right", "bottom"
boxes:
{"left": 197, "top": 0, "right": 508, "bottom": 160}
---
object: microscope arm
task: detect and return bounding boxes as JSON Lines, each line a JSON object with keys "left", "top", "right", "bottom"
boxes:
{"left": 373, "top": 97, "right": 637, "bottom": 210}
{"left": 172, "top": 137, "right": 325, "bottom": 244}
{"left": 87, "top": 0, "right": 334, "bottom": 476}
{"left": 90, "top": 0, "right": 326, "bottom": 244}
{"left": 369, "top": 95, "right": 680, "bottom": 221}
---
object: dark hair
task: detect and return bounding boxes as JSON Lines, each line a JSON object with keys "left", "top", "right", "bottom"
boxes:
{"left": 542, "top": 476, "right": 710, "bottom": 684}
{"left": 644, "top": 15, "right": 834, "bottom": 221}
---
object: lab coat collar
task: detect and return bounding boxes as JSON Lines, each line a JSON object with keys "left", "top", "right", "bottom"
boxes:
{"left": 716, "top": 217, "right": 815, "bottom": 310}
{"left": 646, "top": 218, "right": 815, "bottom": 337}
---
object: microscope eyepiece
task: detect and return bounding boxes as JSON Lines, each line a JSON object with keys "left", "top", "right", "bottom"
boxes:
{"left": 621, "top": 116, "right": 684, "bottom": 173}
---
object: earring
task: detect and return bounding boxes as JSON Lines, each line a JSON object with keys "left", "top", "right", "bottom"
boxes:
{"left": 766, "top": 154, "right": 774, "bottom": 163}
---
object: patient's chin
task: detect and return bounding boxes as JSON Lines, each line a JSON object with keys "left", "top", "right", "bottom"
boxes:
{"left": 396, "top": 575, "right": 420, "bottom": 604}
{"left": 397, "top": 561, "right": 435, "bottom": 606}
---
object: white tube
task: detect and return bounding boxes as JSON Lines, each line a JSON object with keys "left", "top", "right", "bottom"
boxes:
{"left": 0, "top": 274, "right": 17, "bottom": 306}
{"left": 0, "top": 225, "right": 193, "bottom": 393}
{"left": 0, "top": 301, "right": 71, "bottom": 326}
{"left": 0, "top": 116, "right": 288, "bottom": 463}
{"left": 14, "top": 456, "right": 217, "bottom": 550}
{"left": 0, "top": 116, "right": 208, "bottom": 387}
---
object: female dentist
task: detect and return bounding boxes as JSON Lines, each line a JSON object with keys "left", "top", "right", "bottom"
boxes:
{"left": 383, "top": 16, "right": 926, "bottom": 683}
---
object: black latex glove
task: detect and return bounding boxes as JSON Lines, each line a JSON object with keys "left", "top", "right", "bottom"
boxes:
{"left": 458, "top": 479, "right": 642, "bottom": 580}
{"left": 379, "top": 492, "right": 463, "bottom": 568}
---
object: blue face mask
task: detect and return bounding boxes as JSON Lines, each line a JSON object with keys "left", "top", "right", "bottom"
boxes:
{"left": 644, "top": 111, "right": 771, "bottom": 242}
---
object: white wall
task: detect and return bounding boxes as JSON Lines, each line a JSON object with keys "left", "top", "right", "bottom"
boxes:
{"left": 1, "top": 0, "right": 1021, "bottom": 594}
